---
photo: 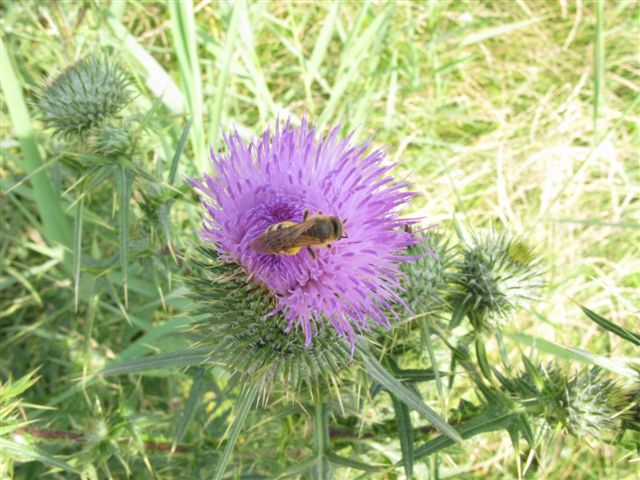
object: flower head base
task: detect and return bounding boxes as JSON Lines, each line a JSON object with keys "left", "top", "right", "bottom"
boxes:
{"left": 37, "top": 56, "right": 130, "bottom": 139}
{"left": 190, "top": 118, "right": 415, "bottom": 349}
{"left": 188, "top": 247, "right": 352, "bottom": 394}
{"left": 91, "top": 122, "right": 134, "bottom": 157}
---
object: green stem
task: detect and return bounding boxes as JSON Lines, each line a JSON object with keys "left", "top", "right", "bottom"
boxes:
{"left": 311, "top": 393, "right": 331, "bottom": 480}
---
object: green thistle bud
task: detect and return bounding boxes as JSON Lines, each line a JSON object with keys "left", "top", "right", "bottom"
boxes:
{"left": 400, "top": 231, "right": 455, "bottom": 317}
{"left": 187, "top": 248, "right": 352, "bottom": 397}
{"left": 450, "top": 230, "right": 543, "bottom": 330}
{"left": 501, "top": 363, "right": 630, "bottom": 439}
{"left": 91, "top": 122, "right": 134, "bottom": 157}
{"left": 37, "top": 56, "right": 130, "bottom": 139}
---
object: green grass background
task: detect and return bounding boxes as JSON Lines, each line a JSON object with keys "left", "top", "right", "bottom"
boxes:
{"left": 1, "top": 0, "right": 638, "bottom": 478}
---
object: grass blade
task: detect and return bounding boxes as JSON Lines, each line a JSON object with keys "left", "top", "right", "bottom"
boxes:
{"left": 423, "top": 320, "right": 443, "bottom": 396}
{"left": 173, "top": 368, "right": 206, "bottom": 449}
{"left": 319, "top": 4, "right": 392, "bottom": 126}
{"left": 169, "top": 0, "right": 205, "bottom": 169}
{"left": 307, "top": 1, "right": 340, "bottom": 88}
{"left": 360, "top": 351, "right": 462, "bottom": 442}
{"left": 212, "top": 383, "right": 259, "bottom": 480}
{"left": 208, "top": 2, "right": 240, "bottom": 151}
{"left": 168, "top": 117, "right": 192, "bottom": 185}
{"left": 105, "top": 12, "right": 184, "bottom": 114}
{"left": 0, "top": 37, "right": 72, "bottom": 253}
{"left": 593, "top": 0, "right": 605, "bottom": 137}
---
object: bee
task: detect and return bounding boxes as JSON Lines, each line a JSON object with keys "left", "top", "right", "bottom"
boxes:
{"left": 251, "top": 209, "right": 346, "bottom": 259}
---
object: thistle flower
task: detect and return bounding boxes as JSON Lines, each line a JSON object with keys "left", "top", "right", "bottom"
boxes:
{"left": 37, "top": 56, "right": 130, "bottom": 138}
{"left": 190, "top": 118, "right": 415, "bottom": 349}
{"left": 449, "top": 230, "right": 543, "bottom": 330}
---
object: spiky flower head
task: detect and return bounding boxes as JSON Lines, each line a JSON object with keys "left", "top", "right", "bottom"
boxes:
{"left": 500, "top": 362, "right": 630, "bottom": 439}
{"left": 37, "top": 56, "right": 130, "bottom": 139}
{"left": 450, "top": 230, "right": 543, "bottom": 330}
{"left": 400, "top": 231, "right": 455, "bottom": 317}
{"left": 190, "top": 118, "right": 416, "bottom": 350}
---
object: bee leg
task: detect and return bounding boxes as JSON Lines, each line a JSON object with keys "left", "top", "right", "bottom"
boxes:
{"left": 307, "top": 246, "right": 316, "bottom": 260}
{"left": 302, "top": 208, "right": 310, "bottom": 221}
{"left": 326, "top": 243, "right": 332, "bottom": 249}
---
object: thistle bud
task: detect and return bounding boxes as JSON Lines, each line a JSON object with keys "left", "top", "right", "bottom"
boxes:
{"left": 91, "top": 122, "right": 134, "bottom": 157}
{"left": 502, "top": 363, "right": 630, "bottom": 440}
{"left": 37, "top": 56, "right": 130, "bottom": 139}
{"left": 450, "top": 231, "right": 543, "bottom": 330}
{"left": 400, "top": 231, "right": 455, "bottom": 317}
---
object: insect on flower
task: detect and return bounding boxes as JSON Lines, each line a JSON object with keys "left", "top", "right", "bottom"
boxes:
{"left": 250, "top": 208, "right": 347, "bottom": 259}
{"left": 190, "top": 117, "right": 417, "bottom": 349}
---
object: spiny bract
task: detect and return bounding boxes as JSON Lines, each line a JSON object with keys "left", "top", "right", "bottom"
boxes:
{"left": 37, "top": 56, "right": 130, "bottom": 139}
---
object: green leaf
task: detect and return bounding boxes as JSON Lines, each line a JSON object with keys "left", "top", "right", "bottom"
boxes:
{"left": 449, "top": 301, "right": 468, "bottom": 329}
{"left": 0, "top": 438, "right": 80, "bottom": 474}
{"left": 212, "top": 383, "right": 259, "bottom": 480}
{"left": 508, "top": 332, "right": 636, "bottom": 378}
{"left": 114, "top": 166, "right": 133, "bottom": 307}
{"left": 360, "top": 351, "right": 462, "bottom": 442}
{"left": 391, "top": 394, "right": 414, "bottom": 478}
{"left": 326, "top": 452, "right": 384, "bottom": 473}
{"left": 580, "top": 305, "right": 640, "bottom": 346}
{"left": 73, "top": 190, "right": 85, "bottom": 312}
{"left": 475, "top": 337, "right": 493, "bottom": 381}
{"left": 100, "top": 347, "right": 211, "bottom": 376}
{"left": 412, "top": 407, "right": 514, "bottom": 461}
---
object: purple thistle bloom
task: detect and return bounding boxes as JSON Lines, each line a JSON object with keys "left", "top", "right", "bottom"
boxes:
{"left": 190, "top": 117, "right": 416, "bottom": 349}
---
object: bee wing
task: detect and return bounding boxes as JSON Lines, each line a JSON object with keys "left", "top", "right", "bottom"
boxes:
{"left": 251, "top": 222, "right": 311, "bottom": 254}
